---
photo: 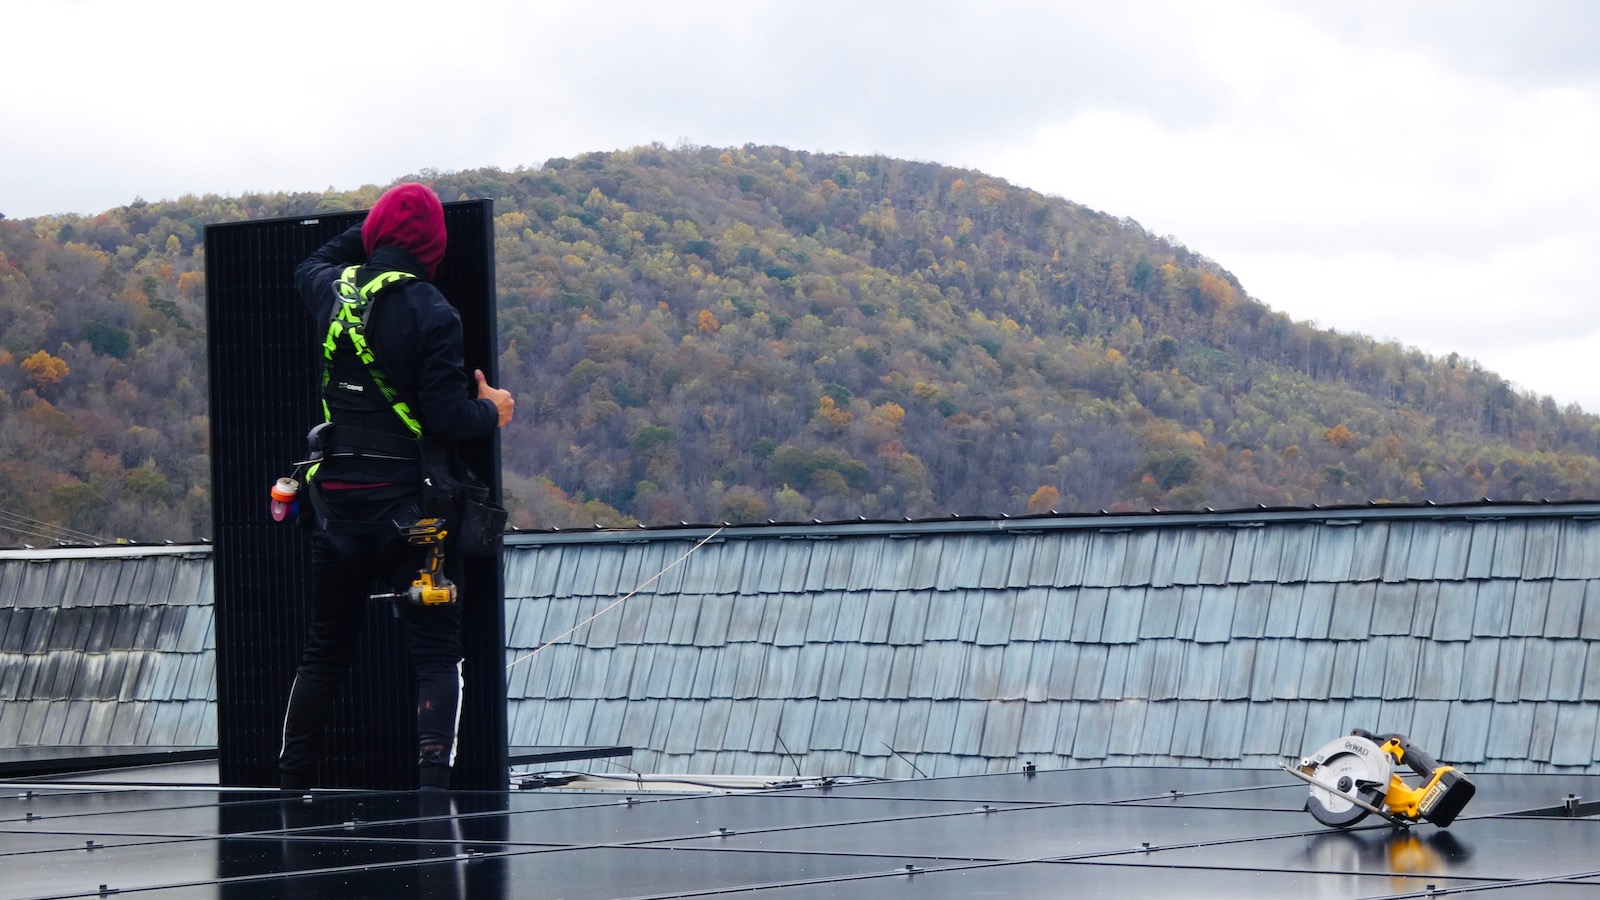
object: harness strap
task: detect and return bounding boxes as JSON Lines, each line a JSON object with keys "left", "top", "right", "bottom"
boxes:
{"left": 321, "top": 265, "right": 423, "bottom": 438}
{"left": 320, "top": 424, "right": 422, "bottom": 461}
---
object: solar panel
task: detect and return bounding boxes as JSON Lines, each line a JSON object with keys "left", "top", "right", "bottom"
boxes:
{"left": 204, "top": 202, "right": 506, "bottom": 790}
{"left": 8, "top": 764, "right": 1600, "bottom": 898}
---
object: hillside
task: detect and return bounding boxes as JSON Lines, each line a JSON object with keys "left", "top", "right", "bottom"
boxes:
{"left": 2, "top": 145, "right": 1598, "bottom": 543}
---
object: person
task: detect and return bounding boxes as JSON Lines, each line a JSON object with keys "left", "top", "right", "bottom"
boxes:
{"left": 278, "top": 183, "right": 514, "bottom": 791}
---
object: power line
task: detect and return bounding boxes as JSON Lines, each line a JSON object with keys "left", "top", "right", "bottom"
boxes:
{"left": 0, "top": 513, "right": 74, "bottom": 543}
{"left": 0, "top": 508, "right": 104, "bottom": 544}
{"left": 0, "top": 507, "right": 108, "bottom": 545}
{"left": 0, "top": 516, "right": 97, "bottom": 546}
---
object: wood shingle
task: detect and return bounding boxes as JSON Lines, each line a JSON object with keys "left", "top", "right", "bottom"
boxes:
{"left": 14, "top": 504, "right": 1600, "bottom": 777}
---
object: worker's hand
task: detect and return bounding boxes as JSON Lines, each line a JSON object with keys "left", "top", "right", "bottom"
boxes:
{"left": 475, "top": 370, "right": 515, "bottom": 427}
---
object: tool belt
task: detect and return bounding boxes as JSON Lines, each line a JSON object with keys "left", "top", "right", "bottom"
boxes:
{"left": 418, "top": 456, "right": 506, "bottom": 558}
{"left": 303, "top": 423, "right": 506, "bottom": 556}
{"left": 317, "top": 423, "right": 425, "bottom": 462}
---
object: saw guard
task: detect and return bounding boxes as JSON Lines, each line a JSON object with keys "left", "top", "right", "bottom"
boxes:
{"left": 1299, "top": 735, "right": 1392, "bottom": 828}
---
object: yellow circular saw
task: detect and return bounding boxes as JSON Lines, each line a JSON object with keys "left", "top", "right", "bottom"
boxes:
{"left": 1283, "top": 729, "right": 1476, "bottom": 829}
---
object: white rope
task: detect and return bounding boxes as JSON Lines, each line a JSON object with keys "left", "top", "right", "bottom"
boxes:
{"left": 505, "top": 526, "right": 726, "bottom": 670}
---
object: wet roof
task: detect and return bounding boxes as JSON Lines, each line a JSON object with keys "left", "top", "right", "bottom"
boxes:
{"left": 5, "top": 763, "right": 1600, "bottom": 898}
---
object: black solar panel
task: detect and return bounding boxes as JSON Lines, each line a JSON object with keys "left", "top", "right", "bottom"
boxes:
{"left": 6, "top": 765, "right": 1600, "bottom": 898}
{"left": 203, "top": 202, "right": 505, "bottom": 790}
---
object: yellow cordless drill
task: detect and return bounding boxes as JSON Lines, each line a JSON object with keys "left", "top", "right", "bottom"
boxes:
{"left": 370, "top": 518, "right": 458, "bottom": 606}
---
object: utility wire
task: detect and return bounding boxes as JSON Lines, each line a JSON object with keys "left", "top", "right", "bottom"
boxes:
{"left": 0, "top": 507, "right": 107, "bottom": 545}
{"left": 506, "top": 525, "right": 726, "bottom": 670}
{"left": 0, "top": 505, "right": 106, "bottom": 541}
{"left": 881, "top": 741, "right": 929, "bottom": 778}
{"left": 776, "top": 730, "right": 802, "bottom": 778}
{"left": 0, "top": 508, "right": 105, "bottom": 544}
{"left": 0, "top": 509, "right": 81, "bottom": 541}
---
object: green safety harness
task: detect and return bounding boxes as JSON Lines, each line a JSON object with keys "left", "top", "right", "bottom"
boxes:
{"left": 301, "top": 265, "right": 506, "bottom": 554}
{"left": 299, "top": 265, "right": 429, "bottom": 537}
{"left": 322, "top": 264, "right": 422, "bottom": 437}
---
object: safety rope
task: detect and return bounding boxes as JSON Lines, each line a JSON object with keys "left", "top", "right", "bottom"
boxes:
{"left": 504, "top": 526, "right": 727, "bottom": 670}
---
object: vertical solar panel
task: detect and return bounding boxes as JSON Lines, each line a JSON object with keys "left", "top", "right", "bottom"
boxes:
{"left": 205, "top": 201, "right": 506, "bottom": 790}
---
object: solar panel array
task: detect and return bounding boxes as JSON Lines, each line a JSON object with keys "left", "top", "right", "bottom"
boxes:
{"left": 5, "top": 764, "right": 1600, "bottom": 898}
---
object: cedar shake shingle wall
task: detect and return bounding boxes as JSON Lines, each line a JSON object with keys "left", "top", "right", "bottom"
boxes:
{"left": 503, "top": 510, "right": 1600, "bottom": 778}
{"left": 9, "top": 505, "right": 1600, "bottom": 778}
{"left": 0, "top": 548, "right": 215, "bottom": 748}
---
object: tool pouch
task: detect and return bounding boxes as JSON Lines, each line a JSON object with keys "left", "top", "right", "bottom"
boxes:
{"left": 420, "top": 461, "right": 506, "bottom": 557}
{"left": 455, "top": 481, "right": 507, "bottom": 557}
{"left": 420, "top": 469, "right": 459, "bottom": 522}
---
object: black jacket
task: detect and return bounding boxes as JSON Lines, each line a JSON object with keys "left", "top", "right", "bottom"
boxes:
{"left": 295, "top": 225, "right": 497, "bottom": 483}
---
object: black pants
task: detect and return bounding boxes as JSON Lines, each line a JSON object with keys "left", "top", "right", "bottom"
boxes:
{"left": 278, "top": 526, "right": 464, "bottom": 790}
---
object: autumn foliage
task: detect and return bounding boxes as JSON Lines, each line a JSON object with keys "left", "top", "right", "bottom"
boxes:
{"left": 4, "top": 145, "right": 1600, "bottom": 544}
{"left": 19, "top": 350, "right": 67, "bottom": 387}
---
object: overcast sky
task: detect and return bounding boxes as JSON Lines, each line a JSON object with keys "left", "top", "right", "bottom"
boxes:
{"left": 7, "top": 1, "right": 1599, "bottom": 411}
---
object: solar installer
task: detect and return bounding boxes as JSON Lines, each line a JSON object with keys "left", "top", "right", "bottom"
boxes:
{"left": 278, "top": 183, "right": 514, "bottom": 791}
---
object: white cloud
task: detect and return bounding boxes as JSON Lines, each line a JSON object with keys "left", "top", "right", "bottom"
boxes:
{"left": 4, "top": 0, "right": 1599, "bottom": 412}
{"left": 979, "top": 1, "right": 1600, "bottom": 409}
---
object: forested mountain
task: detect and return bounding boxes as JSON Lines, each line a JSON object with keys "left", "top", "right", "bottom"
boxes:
{"left": 2, "top": 145, "right": 1598, "bottom": 545}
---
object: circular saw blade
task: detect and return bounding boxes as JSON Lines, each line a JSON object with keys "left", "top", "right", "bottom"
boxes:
{"left": 1302, "top": 735, "right": 1391, "bottom": 828}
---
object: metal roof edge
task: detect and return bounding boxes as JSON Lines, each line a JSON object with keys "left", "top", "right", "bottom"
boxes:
{"left": 504, "top": 500, "right": 1600, "bottom": 547}
{"left": 7, "top": 499, "right": 1599, "bottom": 556}
{"left": 201, "top": 198, "right": 486, "bottom": 233}
{"left": 0, "top": 543, "right": 213, "bottom": 561}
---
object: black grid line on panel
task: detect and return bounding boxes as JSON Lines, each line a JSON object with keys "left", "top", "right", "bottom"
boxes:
{"left": 9, "top": 767, "right": 1600, "bottom": 898}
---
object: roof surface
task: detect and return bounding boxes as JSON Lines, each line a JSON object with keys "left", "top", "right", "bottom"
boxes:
{"left": 502, "top": 504, "right": 1600, "bottom": 777}
{"left": 0, "top": 547, "right": 214, "bottom": 750}
{"left": 5, "top": 763, "right": 1600, "bottom": 898}
{"left": 10, "top": 503, "right": 1600, "bottom": 781}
